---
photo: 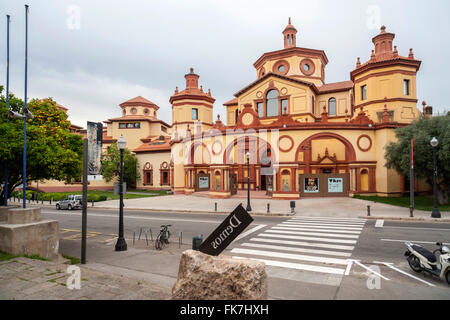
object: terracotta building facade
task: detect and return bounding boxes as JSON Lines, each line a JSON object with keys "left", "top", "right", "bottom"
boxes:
{"left": 169, "top": 20, "right": 430, "bottom": 199}
{"left": 40, "top": 19, "right": 432, "bottom": 198}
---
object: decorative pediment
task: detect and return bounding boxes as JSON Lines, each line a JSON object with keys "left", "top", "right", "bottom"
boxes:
{"left": 314, "top": 148, "right": 338, "bottom": 163}
{"left": 351, "top": 106, "right": 374, "bottom": 125}
{"left": 236, "top": 104, "right": 261, "bottom": 128}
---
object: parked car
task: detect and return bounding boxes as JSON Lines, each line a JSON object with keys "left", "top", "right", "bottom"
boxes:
{"left": 56, "top": 195, "right": 82, "bottom": 210}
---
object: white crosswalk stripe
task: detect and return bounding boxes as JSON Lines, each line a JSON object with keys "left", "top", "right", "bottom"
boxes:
{"left": 231, "top": 216, "right": 366, "bottom": 280}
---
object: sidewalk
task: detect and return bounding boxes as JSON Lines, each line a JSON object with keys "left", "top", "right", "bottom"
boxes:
{"left": 9, "top": 195, "right": 450, "bottom": 222}
{"left": 0, "top": 255, "right": 171, "bottom": 300}
{"left": 93, "top": 194, "right": 450, "bottom": 222}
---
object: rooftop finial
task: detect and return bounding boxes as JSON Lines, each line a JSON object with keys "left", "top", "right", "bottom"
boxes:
{"left": 288, "top": 17, "right": 291, "bottom": 24}
{"left": 380, "top": 25, "right": 386, "bottom": 33}
{"left": 190, "top": 67, "right": 194, "bottom": 73}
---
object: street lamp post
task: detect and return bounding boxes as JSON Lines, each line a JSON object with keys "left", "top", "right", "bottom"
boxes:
{"left": 115, "top": 135, "right": 128, "bottom": 251}
{"left": 430, "top": 137, "right": 441, "bottom": 218}
{"left": 246, "top": 152, "right": 252, "bottom": 212}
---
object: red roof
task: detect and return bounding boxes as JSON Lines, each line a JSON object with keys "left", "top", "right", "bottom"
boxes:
{"left": 119, "top": 96, "right": 159, "bottom": 110}
{"left": 133, "top": 136, "right": 171, "bottom": 153}
{"left": 318, "top": 81, "right": 354, "bottom": 93}
{"left": 223, "top": 98, "right": 238, "bottom": 106}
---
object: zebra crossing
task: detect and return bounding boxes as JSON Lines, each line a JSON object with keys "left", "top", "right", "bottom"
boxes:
{"left": 231, "top": 216, "right": 366, "bottom": 277}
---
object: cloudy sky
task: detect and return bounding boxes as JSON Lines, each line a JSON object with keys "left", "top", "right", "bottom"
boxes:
{"left": 0, "top": 0, "right": 449, "bottom": 128}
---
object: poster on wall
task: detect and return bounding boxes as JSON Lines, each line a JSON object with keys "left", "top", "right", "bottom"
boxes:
{"left": 87, "top": 121, "right": 103, "bottom": 181}
{"left": 199, "top": 176, "right": 209, "bottom": 189}
{"left": 304, "top": 177, "right": 319, "bottom": 193}
{"left": 328, "top": 178, "right": 343, "bottom": 193}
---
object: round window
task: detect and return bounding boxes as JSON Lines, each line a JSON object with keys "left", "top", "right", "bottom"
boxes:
{"left": 304, "top": 64, "right": 310, "bottom": 71}
{"left": 131, "top": 108, "right": 137, "bottom": 114}
{"left": 143, "top": 108, "right": 149, "bottom": 115}
{"left": 278, "top": 65, "right": 285, "bottom": 72}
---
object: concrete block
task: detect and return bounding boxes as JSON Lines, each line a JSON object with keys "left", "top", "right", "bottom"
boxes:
{"left": 0, "top": 220, "right": 59, "bottom": 260}
{"left": 7, "top": 207, "right": 41, "bottom": 224}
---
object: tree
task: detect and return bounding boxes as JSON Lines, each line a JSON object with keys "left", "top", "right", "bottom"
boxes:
{"left": 101, "top": 143, "right": 140, "bottom": 189}
{"left": 0, "top": 88, "right": 83, "bottom": 201}
{"left": 385, "top": 114, "right": 450, "bottom": 204}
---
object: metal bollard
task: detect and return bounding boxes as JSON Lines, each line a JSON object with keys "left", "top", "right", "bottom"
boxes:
{"left": 267, "top": 203, "right": 270, "bottom": 213}
{"left": 92, "top": 200, "right": 94, "bottom": 207}
{"left": 367, "top": 205, "right": 371, "bottom": 216}
{"left": 50, "top": 197, "right": 53, "bottom": 205}
{"left": 215, "top": 202, "right": 217, "bottom": 212}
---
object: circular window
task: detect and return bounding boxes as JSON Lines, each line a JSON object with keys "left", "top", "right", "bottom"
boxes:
{"left": 143, "top": 108, "right": 149, "bottom": 115}
{"left": 300, "top": 58, "right": 315, "bottom": 76}
{"left": 272, "top": 60, "right": 290, "bottom": 75}
{"left": 131, "top": 108, "right": 137, "bottom": 114}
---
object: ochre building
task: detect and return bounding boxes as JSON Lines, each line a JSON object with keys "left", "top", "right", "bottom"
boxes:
{"left": 169, "top": 20, "right": 431, "bottom": 199}
{"left": 40, "top": 20, "right": 433, "bottom": 198}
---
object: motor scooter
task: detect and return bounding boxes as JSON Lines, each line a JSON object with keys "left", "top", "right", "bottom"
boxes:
{"left": 404, "top": 242, "right": 450, "bottom": 285}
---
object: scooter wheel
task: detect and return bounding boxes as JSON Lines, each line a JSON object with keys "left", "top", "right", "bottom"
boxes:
{"left": 446, "top": 270, "right": 450, "bottom": 285}
{"left": 408, "top": 256, "right": 422, "bottom": 273}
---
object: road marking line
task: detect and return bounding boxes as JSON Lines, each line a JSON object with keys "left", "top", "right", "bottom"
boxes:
{"left": 280, "top": 223, "right": 363, "bottom": 231}
{"left": 373, "top": 261, "right": 436, "bottom": 287}
{"left": 349, "top": 259, "right": 390, "bottom": 280}
{"left": 233, "top": 225, "right": 267, "bottom": 243}
{"left": 345, "top": 260, "right": 353, "bottom": 275}
{"left": 381, "top": 239, "right": 450, "bottom": 245}
{"left": 231, "top": 248, "right": 350, "bottom": 265}
{"left": 241, "top": 242, "right": 352, "bottom": 257}
{"left": 382, "top": 226, "right": 450, "bottom": 232}
{"left": 265, "top": 229, "right": 360, "bottom": 239}
{"left": 284, "top": 221, "right": 366, "bottom": 227}
{"left": 289, "top": 219, "right": 366, "bottom": 225}
{"left": 250, "top": 237, "right": 355, "bottom": 251}
{"left": 273, "top": 226, "right": 361, "bottom": 234}
{"left": 375, "top": 220, "right": 384, "bottom": 228}
{"left": 232, "top": 256, "right": 345, "bottom": 275}
{"left": 259, "top": 233, "right": 357, "bottom": 244}
{"left": 290, "top": 217, "right": 366, "bottom": 222}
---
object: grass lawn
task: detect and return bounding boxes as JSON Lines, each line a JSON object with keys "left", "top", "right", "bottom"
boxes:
{"left": 353, "top": 194, "right": 450, "bottom": 212}
{"left": 12, "top": 189, "right": 169, "bottom": 202}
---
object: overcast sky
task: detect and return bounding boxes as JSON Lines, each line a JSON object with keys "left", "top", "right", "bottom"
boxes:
{"left": 1, "top": 0, "right": 449, "bottom": 128}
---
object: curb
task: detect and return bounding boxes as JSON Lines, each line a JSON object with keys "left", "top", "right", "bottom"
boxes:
{"left": 359, "top": 216, "right": 450, "bottom": 223}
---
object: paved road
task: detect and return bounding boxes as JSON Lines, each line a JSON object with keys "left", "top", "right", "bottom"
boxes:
{"left": 41, "top": 207, "right": 450, "bottom": 299}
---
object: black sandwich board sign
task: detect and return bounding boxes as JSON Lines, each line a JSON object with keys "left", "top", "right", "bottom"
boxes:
{"left": 199, "top": 203, "right": 253, "bottom": 256}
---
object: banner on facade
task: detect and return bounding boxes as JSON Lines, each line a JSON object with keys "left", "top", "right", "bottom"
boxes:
{"left": 304, "top": 177, "right": 319, "bottom": 193}
{"left": 328, "top": 178, "right": 343, "bottom": 193}
{"left": 199, "top": 203, "right": 253, "bottom": 256}
{"left": 87, "top": 121, "right": 103, "bottom": 179}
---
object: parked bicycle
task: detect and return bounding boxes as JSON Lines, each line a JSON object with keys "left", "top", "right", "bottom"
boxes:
{"left": 155, "top": 224, "right": 172, "bottom": 250}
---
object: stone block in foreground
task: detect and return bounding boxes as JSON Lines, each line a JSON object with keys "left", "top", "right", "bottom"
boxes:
{"left": 0, "top": 207, "right": 59, "bottom": 260}
{"left": 172, "top": 249, "right": 267, "bottom": 300}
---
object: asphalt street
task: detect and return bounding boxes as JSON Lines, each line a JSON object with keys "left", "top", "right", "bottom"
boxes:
{"left": 41, "top": 206, "right": 450, "bottom": 299}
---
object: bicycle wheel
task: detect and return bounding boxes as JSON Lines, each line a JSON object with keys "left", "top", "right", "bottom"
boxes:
{"left": 166, "top": 230, "right": 171, "bottom": 243}
{"left": 155, "top": 236, "right": 162, "bottom": 250}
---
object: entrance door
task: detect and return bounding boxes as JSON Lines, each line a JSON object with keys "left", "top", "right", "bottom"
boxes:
{"left": 266, "top": 175, "right": 273, "bottom": 196}
{"left": 300, "top": 173, "right": 349, "bottom": 197}
{"left": 230, "top": 173, "right": 237, "bottom": 196}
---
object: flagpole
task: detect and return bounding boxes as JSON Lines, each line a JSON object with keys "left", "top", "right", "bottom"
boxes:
{"left": 23, "top": 5, "right": 29, "bottom": 208}
{"left": 4, "top": 15, "right": 10, "bottom": 206}
{"left": 410, "top": 138, "right": 414, "bottom": 217}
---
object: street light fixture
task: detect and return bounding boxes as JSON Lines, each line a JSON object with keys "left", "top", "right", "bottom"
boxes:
{"left": 430, "top": 137, "right": 441, "bottom": 218}
{"left": 115, "top": 135, "right": 128, "bottom": 251}
{"left": 246, "top": 152, "right": 252, "bottom": 212}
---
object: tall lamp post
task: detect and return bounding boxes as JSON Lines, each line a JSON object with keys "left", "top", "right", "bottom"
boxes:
{"left": 246, "top": 152, "right": 252, "bottom": 212}
{"left": 430, "top": 137, "right": 441, "bottom": 218}
{"left": 4, "top": 14, "right": 10, "bottom": 207}
{"left": 115, "top": 135, "right": 128, "bottom": 251}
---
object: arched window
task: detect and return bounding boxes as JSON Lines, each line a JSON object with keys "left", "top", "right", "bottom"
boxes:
{"left": 266, "top": 90, "right": 279, "bottom": 117}
{"left": 328, "top": 98, "right": 336, "bottom": 116}
{"left": 360, "top": 169, "right": 369, "bottom": 191}
{"left": 235, "top": 109, "right": 239, "bottom": 124}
